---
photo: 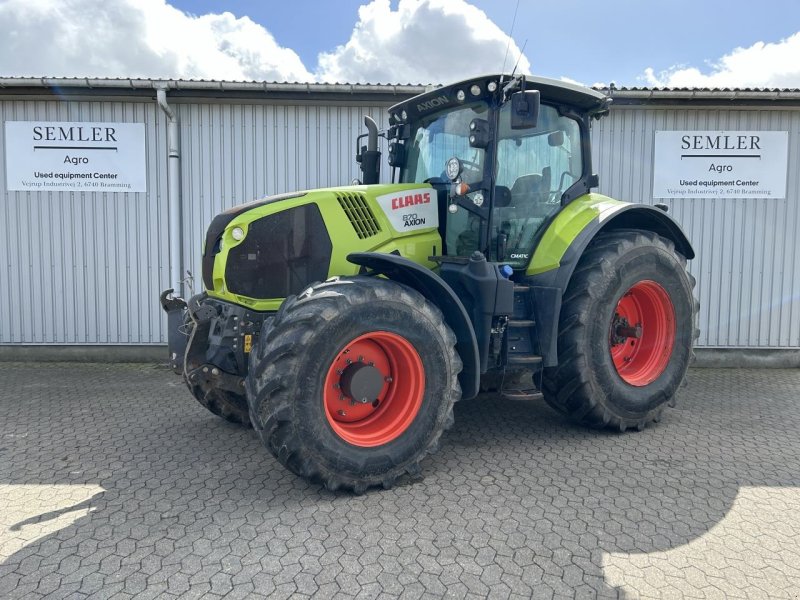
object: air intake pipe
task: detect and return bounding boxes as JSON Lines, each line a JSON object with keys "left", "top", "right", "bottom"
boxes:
{"left": 358, "top": 116, "right": 381, "bottom": 185}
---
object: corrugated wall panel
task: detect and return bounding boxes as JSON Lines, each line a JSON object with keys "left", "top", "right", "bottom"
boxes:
{"left": 0, "top": 98, "right": 169, "bottom": 344}
{"left": 593, "top": 106, "right": 800, "bottom": 348}
{"left": 2, "top": 91, "right": 798, "bottom": 350}
{"left": 176, "top": 101, "right": 390, "bottom": 293}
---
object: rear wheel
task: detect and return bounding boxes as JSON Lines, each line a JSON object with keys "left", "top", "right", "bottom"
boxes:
{"left": 246, "top": 276, "right": 462, "bottom": 492}
{"left": 542, "top": 230, "right": 697, "bottom": 430}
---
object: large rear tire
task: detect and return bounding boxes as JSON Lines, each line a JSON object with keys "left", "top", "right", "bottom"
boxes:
{"left": 246, "top": 277, "right": 462, "bottom": 493}
{"left": 542, "top": 230, "right": 697, "bottom": 430}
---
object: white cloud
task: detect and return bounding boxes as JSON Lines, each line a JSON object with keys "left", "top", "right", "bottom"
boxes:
{"left": 558, "top": 76, "right": 585, "bottom": 87}
{"left": 643, "top": 32, "right": 800, "bottom": 88}
{"left": 0, "top": 0, "right": 313, "bottom": 81}
{"left": 316, "top": 0, "right": 531, "bottom": 84}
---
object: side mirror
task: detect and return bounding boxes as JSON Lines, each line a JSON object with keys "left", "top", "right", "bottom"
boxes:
{"left": 388, "top": 142, "right": 405, "bottom": 167}
{"left": 510, "top": 90, "right": 540, "bottom": 130}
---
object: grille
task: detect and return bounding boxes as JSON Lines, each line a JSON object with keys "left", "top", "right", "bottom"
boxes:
{"left": 336, "top": 192, "right": 381, "bottom": 239}
{"left": 225, "top": 204, "right": 332, "bottom": 299}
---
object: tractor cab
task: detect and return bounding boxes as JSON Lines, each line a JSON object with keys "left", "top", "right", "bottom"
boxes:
{"left": 386, "top": 75, "right": 609, "bottom": 269}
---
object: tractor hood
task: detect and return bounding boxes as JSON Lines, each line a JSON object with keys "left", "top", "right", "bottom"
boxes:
{"left": 201, "top": 183, "right": 443, "bottom": 311}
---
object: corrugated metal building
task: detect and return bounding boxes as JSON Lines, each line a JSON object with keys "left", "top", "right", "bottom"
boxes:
{"left": 1, "top": 78, "right": 798, "bottom": 362}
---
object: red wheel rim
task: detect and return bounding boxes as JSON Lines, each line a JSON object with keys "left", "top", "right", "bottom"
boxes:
{"left": 323, "top": 332, "right": 425, "bottom": 447}
{"left": 609, "top": 280, "right": 676, "bottom": 386}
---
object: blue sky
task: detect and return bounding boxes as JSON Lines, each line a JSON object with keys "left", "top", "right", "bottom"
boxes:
{"left": 1, "top": 0, "right": 798, "bottom": 87}
{"left": 166, "top": 0, "right": 800, "bottom": 86}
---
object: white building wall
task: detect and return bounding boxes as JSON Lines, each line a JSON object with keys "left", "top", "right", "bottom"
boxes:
{"left": 0, "top": 96, "right": 169, "bottom": 344}
{"left": 1, "top": 86, "right": 798, "bottom": 349}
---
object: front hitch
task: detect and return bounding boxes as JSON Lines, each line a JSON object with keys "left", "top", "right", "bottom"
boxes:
{"left": 159, "top": 288, "right": 189, "bottom": 374}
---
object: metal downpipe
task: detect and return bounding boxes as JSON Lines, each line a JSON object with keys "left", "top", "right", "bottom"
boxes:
{"left": 156, "top": 88, "right": 182, "bottom": 295}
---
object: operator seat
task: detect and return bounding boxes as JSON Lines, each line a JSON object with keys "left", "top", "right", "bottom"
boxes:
{"left": 510, "top": 166, "right": 552, "bottom": 208}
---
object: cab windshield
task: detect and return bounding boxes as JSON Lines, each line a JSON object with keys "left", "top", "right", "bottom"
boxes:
{"left": 397, "top": 99, "right": 584, "bottom": 264}
{"left": 400, "top": 101, "right": 488, "bottom": 186}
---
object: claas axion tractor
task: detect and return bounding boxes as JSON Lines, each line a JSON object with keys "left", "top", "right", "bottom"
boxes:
{"left": 161, "top": 75, "right": 697, "bottom": 492}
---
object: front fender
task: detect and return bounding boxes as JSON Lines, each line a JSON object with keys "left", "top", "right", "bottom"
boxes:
{"left": 347, "top": 252, "right": 480, "bottom": 400}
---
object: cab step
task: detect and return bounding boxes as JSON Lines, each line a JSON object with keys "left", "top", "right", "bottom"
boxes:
{"left": 501, "top": 389, "right": 544, "bottom": 401}
{"left": 507, "top": 355, "right": 543, "bottom": 366}
{"left": 508, "top": 319, "right": 535, "bottom": 328}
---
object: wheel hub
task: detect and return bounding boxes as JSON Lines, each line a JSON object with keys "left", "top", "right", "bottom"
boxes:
{"left": 340, "top": 362, "right": 384, "bottom": 405}
{"left": 611, "top": 315, "right": 642, "bottom": 345}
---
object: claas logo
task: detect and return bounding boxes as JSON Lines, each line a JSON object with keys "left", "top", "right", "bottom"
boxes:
{"left": 390, "top": 192, "right": 431, "bottom": 210}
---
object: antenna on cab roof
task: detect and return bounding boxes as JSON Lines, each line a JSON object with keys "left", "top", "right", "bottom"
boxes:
{"left": 500, "top": 0, "right": 521, "bottom": 76}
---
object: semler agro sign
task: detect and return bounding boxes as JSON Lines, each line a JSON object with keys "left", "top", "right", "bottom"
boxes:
{"left": 653, "top": 130, "right": 788, "bottom": 199}
{"left": 4, "top": 121, "right": 147, "bottom": 193}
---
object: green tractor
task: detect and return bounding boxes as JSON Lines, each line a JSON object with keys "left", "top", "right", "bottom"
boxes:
{"left": 161, "top": 75, "right": 697, "bottom": 492}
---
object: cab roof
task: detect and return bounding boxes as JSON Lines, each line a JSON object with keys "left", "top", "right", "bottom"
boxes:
{"left": 389, "top": 74, "right": 609, "bottom": 122}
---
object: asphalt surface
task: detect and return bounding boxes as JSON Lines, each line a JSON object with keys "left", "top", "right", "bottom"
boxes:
{"left": 1, "top": 363, "right": 799, "bottom": 599}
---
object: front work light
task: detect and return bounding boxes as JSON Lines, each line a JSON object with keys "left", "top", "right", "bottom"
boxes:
{"left": 445, "top": 157, "right": 462, "bottom": 181}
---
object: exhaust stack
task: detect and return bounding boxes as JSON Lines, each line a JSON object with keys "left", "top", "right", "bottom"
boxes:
{"left": 357, "top": 116, "right": 381, "bottom": 185}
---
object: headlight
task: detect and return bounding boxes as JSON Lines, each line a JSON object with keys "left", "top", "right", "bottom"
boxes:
{"left": 231, "top": 226, "right": 245, "bottom": 241}
{"left": 445, "top": 157, "right": 462, "bottom": 181}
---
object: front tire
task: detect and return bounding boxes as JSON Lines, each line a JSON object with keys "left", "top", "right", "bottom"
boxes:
{"left": 542, "top": 230, "right": 697, "bottom": 430}
{"left": 187, "top": 384, "right": 251, "bottom": 427}
{"left": 246, "top": 277, "right": 462, "bottom": 492}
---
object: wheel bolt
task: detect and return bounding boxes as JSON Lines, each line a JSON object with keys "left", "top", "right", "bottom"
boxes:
{"left": 333, "top": 383, "right": 340, "bottom": 389}
{"left": 336, "top": 369, "right": 344, "bottom": 375}
{"left": 338, "top": 410, "right": 347, "bottom": 416}
{"left": 385, "top": 376, "right": 393, "bottom": 382}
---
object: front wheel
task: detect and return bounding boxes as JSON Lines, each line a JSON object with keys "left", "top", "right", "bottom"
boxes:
{"left": 246, "top": 277, "right": 462, "bottom": 492}
{"left": 542, "top": 230, "right": 698, "bottom": 430}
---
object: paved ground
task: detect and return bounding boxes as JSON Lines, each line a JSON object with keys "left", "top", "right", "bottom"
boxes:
{"left": 1, "top": 363, "right": 799, "bottom": 599}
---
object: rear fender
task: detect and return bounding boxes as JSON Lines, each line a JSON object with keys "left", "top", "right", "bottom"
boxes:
{"left": 347, "top": 252, "right": 480, "bottom": 400}
{"left": 526, "top": 199, "right": 695, "bottom": 367}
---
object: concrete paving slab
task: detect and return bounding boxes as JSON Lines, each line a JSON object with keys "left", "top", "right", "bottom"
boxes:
{"left": 1, "top": 364, "right": 799, "bottom": 598}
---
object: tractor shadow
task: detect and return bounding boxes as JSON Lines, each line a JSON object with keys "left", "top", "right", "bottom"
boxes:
{"left": 0, "top": 363, "right": 798, "bottom": 597}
